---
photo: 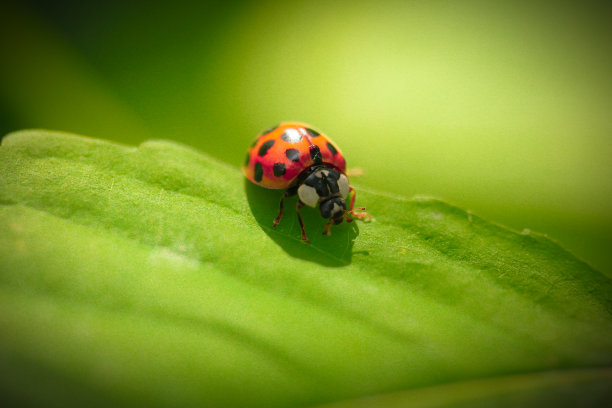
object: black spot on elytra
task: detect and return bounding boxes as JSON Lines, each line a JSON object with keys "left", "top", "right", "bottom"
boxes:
{"left": 310, "top": 145, "right": 322, "bottom": 164}
{"left": 258, "top": 140, "right": 275, "bottom": 156}
{"left": 326, "top": 142, "right": 338, "bottom": 156}
{"left": 281, "top": 129, "right": 302, "bottom": 143}
{"left": 261, "top": 124, "right": 279, "bottom": 135}
{"left": 254, "top": 162, "right": 263, "bottom": 182}
{"left": 273, "top": 162, "right": 286, "bottom": 177}
{"left": 285, "top": 148, "right": 300, "bottom": 162}
{"left": 305, "top": 128, "right": 320, "bottom": 137}
{"left": 244, "top": 153, "right": 250, "bottom": 166}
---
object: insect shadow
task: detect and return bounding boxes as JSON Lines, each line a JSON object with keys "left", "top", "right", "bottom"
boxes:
{"left": 245, "top": 180, "right": 358, "bottom": 266}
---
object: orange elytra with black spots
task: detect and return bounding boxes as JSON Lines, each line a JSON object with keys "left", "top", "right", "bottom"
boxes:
{"left": 243, "top": 122, "right": 371, "bottom": 243}
{"left": 243, "top": 122, "right": 346, "bottom": 189}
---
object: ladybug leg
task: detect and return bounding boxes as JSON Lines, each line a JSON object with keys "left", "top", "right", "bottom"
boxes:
{"left": 345, "top": 187, "right": 357, "bottom": 223}
{"left": 322, "top": 219, "right": 334, "bottom": 236}
{"left": 296, "top": 200, "right": 310, "bottom": 243}
{"left": 345, "top": 187, "right": 371, "bottom": 222}
{"left": 273, "top": 187, "right": 297, "bottom": 228}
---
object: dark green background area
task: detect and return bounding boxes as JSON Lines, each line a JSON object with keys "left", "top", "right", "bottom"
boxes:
{"left": 0, "top": 0, "right": 611, "bottom": 272}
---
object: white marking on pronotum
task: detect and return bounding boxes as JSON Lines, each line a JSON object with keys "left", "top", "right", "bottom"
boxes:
{"left": 298, "top": 184, "right": 319, "bottom": 207}
{"left": 314, "top": 169, "right": 330, "bottom": 178}
{"left": 338, "top": 174, "right": 349, "bottom": 198}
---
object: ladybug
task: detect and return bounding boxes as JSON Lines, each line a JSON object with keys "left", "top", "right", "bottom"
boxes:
{"left": 243, "top": 122, "right": 371, "bottom": 243}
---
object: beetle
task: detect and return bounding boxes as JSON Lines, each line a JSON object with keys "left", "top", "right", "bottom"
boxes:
{"left": 243, "top": 122, "right": 370, "bottom": 243}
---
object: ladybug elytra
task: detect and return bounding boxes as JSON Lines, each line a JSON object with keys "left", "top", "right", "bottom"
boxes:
{"left": 243, "top": 122, "right": 370, "bottom": 243}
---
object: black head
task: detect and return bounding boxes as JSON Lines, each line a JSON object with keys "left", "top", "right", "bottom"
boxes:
{"left": 320, "top": 197, "right": 347, "bottom": 225}
{"left": 296, "top": 164, "right": 350, "bottom": 233}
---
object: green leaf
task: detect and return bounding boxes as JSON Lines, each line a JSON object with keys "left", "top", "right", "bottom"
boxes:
{"left": 1, "top": 130, "right": 611, "bottom": 408}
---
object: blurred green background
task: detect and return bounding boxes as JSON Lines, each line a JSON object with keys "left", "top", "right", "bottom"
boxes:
{"left": 1, "top": 0, "right": 610, "bottom": 273}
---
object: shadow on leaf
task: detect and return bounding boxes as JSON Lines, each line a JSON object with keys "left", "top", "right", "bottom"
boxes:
{"left": 245, "top": 180, "right": 358, "bottom": 266}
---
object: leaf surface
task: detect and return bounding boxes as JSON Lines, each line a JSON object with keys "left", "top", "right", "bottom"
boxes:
{"left": 0, "top": 130, "right": 611, "bottom": 407}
